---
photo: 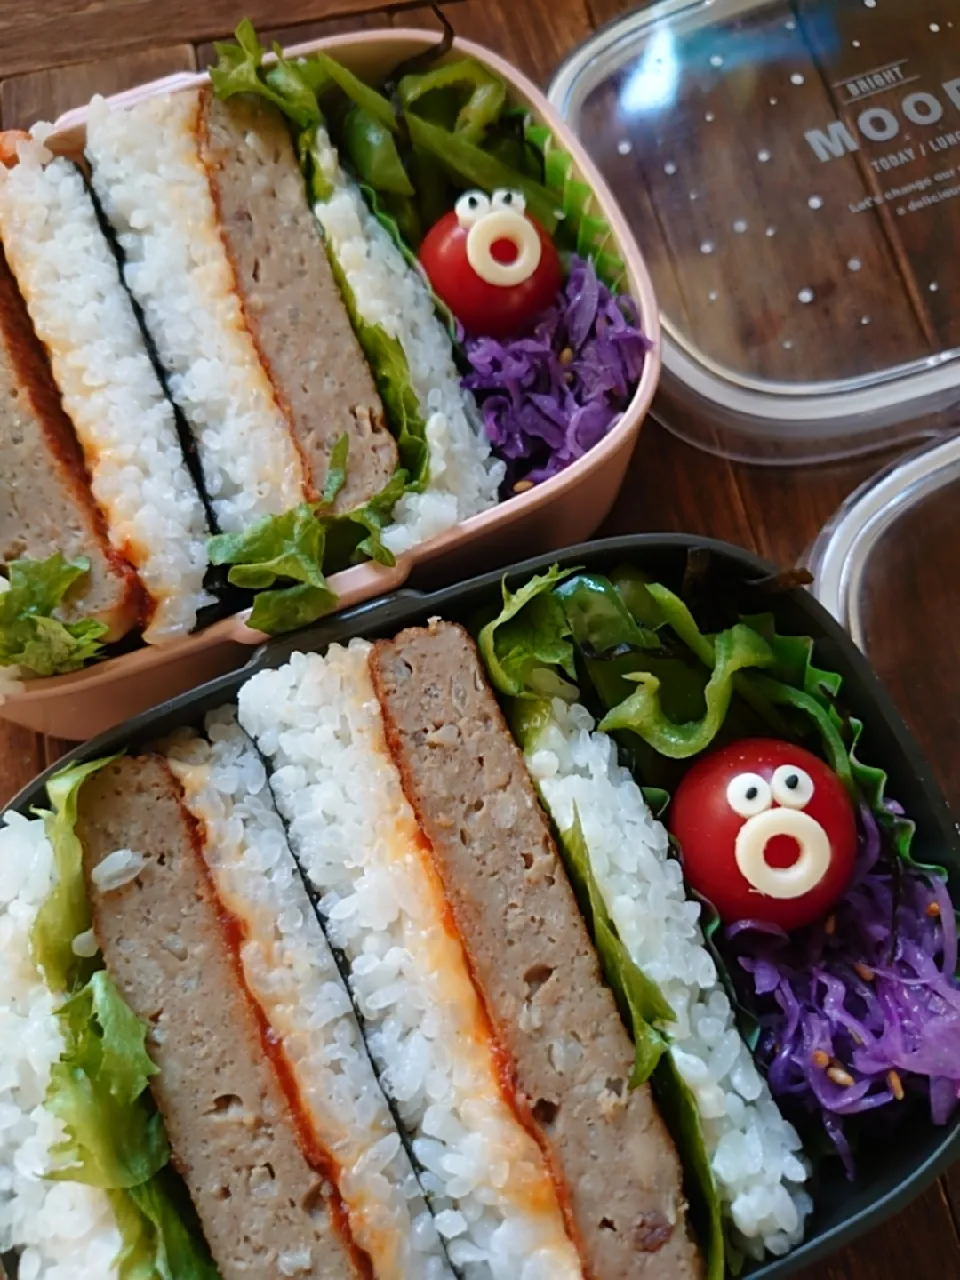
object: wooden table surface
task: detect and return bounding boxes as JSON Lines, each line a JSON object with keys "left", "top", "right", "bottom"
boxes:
{"left": 0, "top": 0, "right": 957, "bottom": 1276}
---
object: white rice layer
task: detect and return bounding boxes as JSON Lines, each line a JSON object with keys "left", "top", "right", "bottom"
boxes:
{"left": 0, "top": 809, "right": 122, "bottom": 1278}
{"left": 312, "top": 130, "right": 504, "bottom": 555}
{"left": 86, "top": 90, "right": 306, "bottom": 534}
{"left": 239, "top": 644, "right": 581, "bottom": 1280}
{"left": 165, "top": 709, "right": 450, "bottom": 1280}
{"left": 525, "top": 698, "right": 813, "bottom": 1261}
{"left": 0, "top": 136, "right": 212, "bottom": 642}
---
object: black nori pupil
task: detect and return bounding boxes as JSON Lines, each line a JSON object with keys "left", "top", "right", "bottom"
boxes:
{"left": 787, "top": 774, "right": 799, "bottom": 788}
{"left": 746, "top": 786, "right": 758, "bottom": 801}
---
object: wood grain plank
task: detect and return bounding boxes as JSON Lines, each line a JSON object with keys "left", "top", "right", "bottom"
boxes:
{"left": 0, "top": 44, "right": 197, "bottom": 131}
{"left": 586, "top": 0, "right": 637, "bottom": 29}
{"left": 803, "top": 1183, "right": 960, "bottom": 1280}
{"left": 733, "top": 450, "right": 893, "bottom": 569}
{"left": 947, "top": 1165, "right": 960, "bottom": 1238}
{"left": 0, "top": 721, "right": 45, "bottom": 808}
{"left": 600, "top": 420, "right": 756, "bottom": 549}
{"left": 0, "top": 0, "right": 410, "bottom": 79}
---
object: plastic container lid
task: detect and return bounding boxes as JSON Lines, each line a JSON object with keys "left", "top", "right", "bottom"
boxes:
{"left": 808, "top": 432, "right": 960, "bottom": 811}
{"left": 549, "top": 0, "right": 960, "bottom": 464}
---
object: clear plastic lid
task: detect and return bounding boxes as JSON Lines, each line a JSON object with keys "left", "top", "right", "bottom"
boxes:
{"left": 549, "top": 0, "right": 960, "bottom": 463}
{"left": 808, "top": 434, "right": 960, "bottom": 810}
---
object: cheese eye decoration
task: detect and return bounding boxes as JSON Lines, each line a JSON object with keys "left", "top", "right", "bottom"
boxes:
{"left": 669, "top": 739, "right": 858, "bottom": 931}
{"left": 492, "top": 188, "right": 527, "bottom": 214}
{"left": 726, "top": 772, "right": 772, "bottom": 818}
{"left": 454, "top": 190, "right": 491, "bottom": 227}
{"left": 771, "top": 764, "right": 814, "bottom": 809}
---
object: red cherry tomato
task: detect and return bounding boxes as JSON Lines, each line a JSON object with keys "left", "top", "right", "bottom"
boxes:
{"left": 668, "top": 739, "right": 857, "bottom": 931}
{"left": 419, "top": 208, "right": 562, "bottom": 340}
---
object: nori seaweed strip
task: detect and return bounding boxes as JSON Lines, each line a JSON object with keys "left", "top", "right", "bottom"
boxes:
{"left": 82, "top": 174, "right": 219, "bottom": 540}
{"left": 387, "top": 6, "right": 456, "bottom": 88}
{"left": 84, "top": 175, "right": 247, "bottom": 625}
{"left": 244, "top": 727, "right": 463, "bottom": 1279}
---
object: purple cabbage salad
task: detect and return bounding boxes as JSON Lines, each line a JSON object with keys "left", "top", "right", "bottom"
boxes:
{"left": 725, "top": 802, "right": 960, "bottom": 1176}
{"left": 462, "top": 256, "right": 650, "bottom": 491}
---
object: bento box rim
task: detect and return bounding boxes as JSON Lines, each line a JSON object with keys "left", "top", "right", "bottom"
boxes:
{"left": 6, "top": 530, "right": 957, "bottom": 1280}
{"left": 0, "top": 26, "right": 663, "bottom": 707}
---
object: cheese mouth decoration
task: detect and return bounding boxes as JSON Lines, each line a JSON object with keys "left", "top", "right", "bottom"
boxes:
{"left": 456, "top": 188, "right": 543, "bottom": 287}
{"left": 726, "top": 767, "right": 831, "bottom": 900}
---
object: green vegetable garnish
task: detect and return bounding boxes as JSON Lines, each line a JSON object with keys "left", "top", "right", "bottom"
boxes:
{"left": 325, "top": 251, "right": 429, "bottom": 489}
{"left": 111, "top": 1169, "right": 221, "bottom": 1280}
{"left": 208, "top": 466, "right": 408, "bottom": 637}
{"left": 0, "top": 555, "right": 108, "bottom": 677}
{"left": 478, "top": 564, "right": 578, "bottom": 697}
{"left": 46, "top": 971, "right": 170, "bottom": 1189}
{"left": 397, "top": 58, "right": 507, "bottom": 145}
{"left": 210, "top": 19, "right": 321, "bottom": 128}
{"left": 598, "top": 622, "right": 774, "bottom": 758}
{"left": 30, "top": 760, "right": 220, "bottom": 1277}
{"left": 653, "top": 1054, "right": 726, "bottom": 1280}
{"left": 31, "top": 757, "right": 118, "bottom": 993}
{"left": 341, "top": 105, "right": 415, "bottom": 196}
{"left": 208, "top": 504, "right": 338, "bottom": 636}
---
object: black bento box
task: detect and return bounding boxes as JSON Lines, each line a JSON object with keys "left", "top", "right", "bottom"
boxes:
{"left": 8, "top": 534, "right": 960, "bottom": 1279}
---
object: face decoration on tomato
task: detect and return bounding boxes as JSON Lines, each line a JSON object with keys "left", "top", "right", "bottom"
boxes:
{"left": 418, "top": 189, "right": 563, "bottom": 340}
{"left": 668, "top": 739, "right": 858, "bottom": 932}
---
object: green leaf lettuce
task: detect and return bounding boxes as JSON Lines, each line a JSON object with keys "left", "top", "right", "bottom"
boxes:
{"left": 0, "top": 555, "right": 108, "bottom": 677}
{"left": 31, "top": 757, "right": 118, "bottom": 993}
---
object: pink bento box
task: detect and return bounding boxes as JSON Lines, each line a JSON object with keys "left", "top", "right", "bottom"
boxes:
{"left": 1, "top": 28, "right": 661, "bottom": 741}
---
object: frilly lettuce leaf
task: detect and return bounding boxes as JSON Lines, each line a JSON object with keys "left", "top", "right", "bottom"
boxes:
{"left": 30, "top": 757, "right": 118, "bottom": 993}
{"left": 298, "top": 125, "right": 334, "bottom": 204}
{"left": 599, "top": 622, "right": 774, "bottom": 758}
{"left": 207, "top": 468, "right": 407, "bottom": 636}
{"left": 356, "top": 182, "right": 459, "bottom": 340}
{"left": 208, "top": 504, "right": 337, "bottom": 637}
{"left": 523, "top": 118, "right": 626, "bottom": 289}
{"left": 210, "top": 19, "right": 321, "bottom": 128}
{"left": 0, "top": 555, "right": 108, "bottom": 677}
{"left": 46, "top": 971, "right": 168, "bottom": 1189}
{"left": 110, "top": 1171, "right": 220, "bottom": 1280}
{"left": 27, "top": 758, "right": 216, "bottom": 1275}
{"left": 478, "top": 565, "right": 578, "bottom": 697}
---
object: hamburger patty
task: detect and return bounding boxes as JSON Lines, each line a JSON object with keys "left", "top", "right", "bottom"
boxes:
{"left": 370, "top": 621, "right": 704, "bottom": 1280}
{"left": 77, "top": 755, "right": 364, "bottom": 1280}
{"left": 200, "top": 89, "right": 397, "bottom": 514}
{"left": 0, "top": 248, "right": 141, "bottom": 641}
